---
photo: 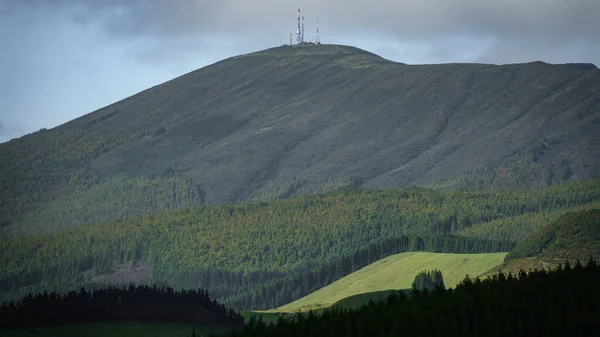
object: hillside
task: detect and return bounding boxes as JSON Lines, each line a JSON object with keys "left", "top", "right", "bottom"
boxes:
{"left": 1, "top": 179, "right": 599, "bottom": 310}
{"left": 2, "top": 44, "right": 600, "bottom": 236}
{"left": 506, "top": 209, "right": 600, "bottom": 262}
{"left": 267, "top": 252, "right": 507, "bottom": 313}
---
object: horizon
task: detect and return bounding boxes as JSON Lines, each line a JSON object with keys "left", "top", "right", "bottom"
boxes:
{"left": 2, "top": 1, "right": 599, "bottom": 143}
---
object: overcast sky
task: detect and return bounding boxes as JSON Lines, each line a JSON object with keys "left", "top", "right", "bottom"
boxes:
{"left": 1, "top": 0, "right": 599, "bottom": 143}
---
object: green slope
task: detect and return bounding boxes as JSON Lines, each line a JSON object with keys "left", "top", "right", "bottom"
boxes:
{"left": 267, "top": 252, "right": 507, "bottom": 313}
{"left": 506, "top": 209, "right": 600, "bottom": 262}
{"left": 2, "top": 44, "right": 600, "bottom": 236}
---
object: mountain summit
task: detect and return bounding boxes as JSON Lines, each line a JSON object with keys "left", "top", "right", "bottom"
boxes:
{"left": 2, "top": 44, "right": 599, "bottom": 235}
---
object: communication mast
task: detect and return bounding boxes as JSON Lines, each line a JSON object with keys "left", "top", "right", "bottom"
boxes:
{"left": 316, "top": 18, "right": 320, "bottom": 44}
{"left": 296, "top": 8, "right": 302, "bottom": 44}
{"left": 302, "top": 16, "right": 305, "bottom": 43}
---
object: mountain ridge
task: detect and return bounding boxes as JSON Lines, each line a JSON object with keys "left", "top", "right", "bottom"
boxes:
{"left": 1, "top": 44, "right": 599, "bottom": 234}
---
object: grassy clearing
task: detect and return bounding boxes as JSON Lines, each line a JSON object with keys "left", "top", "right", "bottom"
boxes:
{"left": 267, "top": 252, "right": 507, "bottom": 313}
{"left": 1, "top": 322, "right": 228, "bottom": 337}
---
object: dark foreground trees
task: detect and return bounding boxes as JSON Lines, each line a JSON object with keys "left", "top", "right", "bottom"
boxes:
{"left": 411, "top": 269, "right": 445, "bottom": 291}
{"left": 0, "top": 284, "right": 244, "bottom": 329}
{"left": 218, "top": 260, "right": 600, "bottom": 337}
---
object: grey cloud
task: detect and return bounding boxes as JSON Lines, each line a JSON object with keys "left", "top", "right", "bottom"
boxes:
{"left": 13, "top": 1, "right": 599, "bottom": 40}
{"left": 8, "top": 0, "right": 600, "bottom": 65}
{"left": 0, "top": 121, "right": 24, "bottom": 137}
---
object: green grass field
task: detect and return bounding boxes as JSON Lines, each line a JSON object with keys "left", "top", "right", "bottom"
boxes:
{"left": 265, "top": 252, "right": 508, "bottom": 313}
{"left": 1, "top": 322, "right": 228, "bottom": 337}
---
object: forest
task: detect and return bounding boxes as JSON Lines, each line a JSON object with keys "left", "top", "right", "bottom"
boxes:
{"left": 219, "top": 260, "right": 600, "bottom": 337}
{"left": 506, "top": 209, "right": 600, "bottom": 262}
{"left": 1, "top": 178, "right": 599, "bottom": 310}
{"left": 0, "top": 128, "right": 205, "bottom": 238}
{"left": 0, "top": 284, "right": 243, "bottom": 329}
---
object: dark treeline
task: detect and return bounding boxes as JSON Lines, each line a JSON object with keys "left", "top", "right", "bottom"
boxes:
{"left": 0, "top": 284, "right": 243, "bottom": 329}
{"left": 219, "top": 260, "right": 600, "bottom": 337}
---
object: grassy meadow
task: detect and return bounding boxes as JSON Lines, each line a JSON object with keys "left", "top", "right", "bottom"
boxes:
{"left": 264, "top": 251, "right": 507, "bottom": 313}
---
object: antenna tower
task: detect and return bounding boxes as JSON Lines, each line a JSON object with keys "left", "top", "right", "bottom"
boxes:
{"left": 302, "top": 16, "right": 305, "bottom": 43}
{"left": 296, "top": 9, "right": 302, "bottom": 44}
{"left": 316, "top": 18, "right": 320, "bottom": 44}
{"left": 289, "top": 33, "right": 292, "bottom": 45}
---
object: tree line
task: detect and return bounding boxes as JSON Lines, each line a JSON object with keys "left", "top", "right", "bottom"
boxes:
{"left": 218, "top": 260, "right": 600, "bottom": 337}
{"left": 0, "top": 284, "right": 243, "bottom": 329}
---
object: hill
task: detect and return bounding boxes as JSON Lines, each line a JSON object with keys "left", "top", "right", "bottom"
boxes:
{"left": 1, "top": 179, "right": 599, "bottom": 310}
{"left": 506, "top": 209, "right": 600, "bottom": 262}
{"left": 267, "top": 252, "right": 507, "bottom": 313}
{"left": 2, "top": 44, "right": 600, "bottom": 236}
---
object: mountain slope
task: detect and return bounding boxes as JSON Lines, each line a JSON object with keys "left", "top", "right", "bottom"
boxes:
{"left": 2, "top": 44, "right": 600, "bottom": 235}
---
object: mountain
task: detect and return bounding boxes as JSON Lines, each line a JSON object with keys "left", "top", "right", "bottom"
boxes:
{"left": 2, "top": 44, "right": 600, "bottom": 236}
{"left": 506, "top": 209, "right": 600, "bottom": 262}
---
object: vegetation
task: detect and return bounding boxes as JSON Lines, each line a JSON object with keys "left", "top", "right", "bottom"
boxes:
{"left": 217, "top": 260, "right": 600, "bottom": 337}
{"left": 506, "top": 209, "right": 600, "bottom": 262}
{"left": 2, "top": 178, "right": 599, "bottom": 310}
{"left": 269, "top": 252, "right": 507, "bottom": 313}
{"left": 411, "top": 269, "right": 445, "bottom": 291}
{"left": 2, "top": 322, "right": 226, "bottom": 337}
{"left": 479, "top": 257, "right": 563, "bottom": 278}
{"left": 0, "top": 284, "right": 243, "bottom": 329}
{"left": 329, "top": 290, "right": 399, "bottom": 311}
{"left": 454, "top": 201, "right": 600, "bottom": 243}
{"left": 3, "top": 44, "right": 600, "bottom": 237}
{"left": 0, "top": 128, "right": 204, "bottom": 238}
